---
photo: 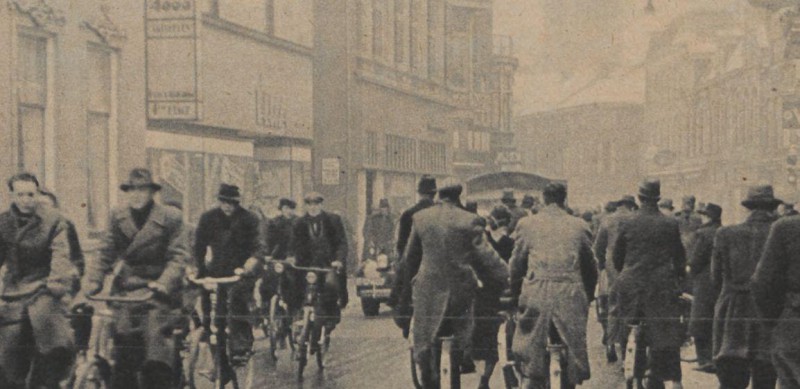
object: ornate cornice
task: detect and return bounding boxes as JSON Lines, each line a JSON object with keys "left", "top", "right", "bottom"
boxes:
{"left": 83, "top": 4, "right": 126, "bottom": 45}
{"left": 9, "top": 0, "right": 65, "bottom": 28}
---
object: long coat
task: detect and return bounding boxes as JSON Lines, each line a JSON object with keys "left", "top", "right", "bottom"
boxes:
{"left": 688, "top": 221, "right": 721, "bottom": 340}
{"left": 0, "top": 205, "right": 76, "bottom": 298}
{"left": 264, "top": 214, "right": 296, "bottom": 259}
{"left": 395, "top": 198, "right": 434, "bottom": 257}
{"left": 193, "top": 206, "right": 264, "bottom": 277}
{"left": 752, "top": 214, "right": 800, "bottom": 383}
{"left": 612, "top": 205, "right": 686, "bottom": 350}
{"left": 593, "top": 207, "right": 634, "bottom": 342}
{"left": 510, "top": 204, "right": 596, "bottom": 384}
{"left": 711, "top": 211, "right": 775, "bottom": 363}
{"left": 84, "top": 203, "right": 190, "bottom": 366}
{"left": 402, "top": 202, "right": 509, "bottom": 361}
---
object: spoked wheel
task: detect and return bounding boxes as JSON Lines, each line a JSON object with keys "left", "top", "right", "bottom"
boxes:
{"left": 267, "top": 296, "right": 280, "bottom": 361}
{"left": 72, "top": 359, "right": 111, "bottom": 389}
{"left": 316, "top": 326, "right": 327, "bottom": 370}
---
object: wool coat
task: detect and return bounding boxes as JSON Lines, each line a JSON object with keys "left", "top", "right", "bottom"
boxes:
{"left": 402, "top": 202, "right": 509, "bottom": 362}
{"left": 752, "top": 214, "right": 800, "bottom": 385}
{"left": 510, "top": 204, "right": 597, "bottom": 384}
{"left": 611, "top": 205, "right": 686, "bottom": 350}
{"left": 593, "top": 207, "right": 635, "bottom": 343}
{"left": 84, "top": 203, "right": 190, "bottom": 367}
{"left": 688, "top": 221, "right": 721, "bottom": 341}
{"left": 711, "top": 211, "right": 775, "bottom": 363}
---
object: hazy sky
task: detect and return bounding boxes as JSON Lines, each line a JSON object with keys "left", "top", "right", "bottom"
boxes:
{"left": 494, "top": 0, "right": 753, "bottom": 115}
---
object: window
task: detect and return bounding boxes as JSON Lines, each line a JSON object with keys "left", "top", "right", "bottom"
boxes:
{"left": 86, "top": 45, "right": 114, "bottom": 229}
{"left": 394, "top": 0, "right": 409, "bottom": 66}
{"left": 17, "top": 34, "right": 48, "bottom": 179}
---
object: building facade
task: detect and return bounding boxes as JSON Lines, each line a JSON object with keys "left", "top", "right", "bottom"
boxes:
{"left": 145, "top": 0, "right": 314, "bottom": 222}
{"left": 313, "top": 0, "right": 516, "bottom": 254}
{"left": 515, "top": 102, "right": 644, "bottom": 209}
{"left": 0, "top": 0, "right": 146, "bottom": 240}
{"left": 643, "top": 5, "right": 800, "bottom": 223}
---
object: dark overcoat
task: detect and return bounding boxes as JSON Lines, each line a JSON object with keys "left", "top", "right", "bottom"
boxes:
{"left": 752, "top": 214, "right": 800, "bottom": 384}
{"left": 611, "top": 205, "right": 686, "bottom": 349}
{"left": 403, "top": 202, "right": 508, "bottom": 361}
{"left": 193, "top": 206, "right": 264, "bottom": 277}
{"left": 395, "top": 198, "right": 434, "bottom": 256}
{"left": 711, "top": 211, "right": 775, "bottom": 363}
{"left": 84, "top": 203, "right": 190, "bottom": 366}
{"left": 593, "top": 207, "right": 635, "bottom": 343}
{"left": 510, "top": 205, "right": 597, "bottom": 385}
{"left": 264, "top": 214, "right": 296, "bottom": 259}
{"left": 688, "top": 221, "right": 721, "bottom": 340}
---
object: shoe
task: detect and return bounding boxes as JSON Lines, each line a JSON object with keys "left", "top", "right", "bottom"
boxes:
{"left": 693, "top": 363, "right": 716, "bottom": 374}
{"left": 606, "top": 344, "right": 618, "bottom": 363}
{"left": 460, "top": 359, "right": 476, "bottom": 375}
{"left": 478, "top": 375, "right": 490, "bottom": 389}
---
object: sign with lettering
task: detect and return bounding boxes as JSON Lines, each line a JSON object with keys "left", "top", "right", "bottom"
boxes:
{"left": 322, "top": 158, "right": 340, "bottom": 186}
{"left": 145, "top": 0, "right": 200, "bottom": 120}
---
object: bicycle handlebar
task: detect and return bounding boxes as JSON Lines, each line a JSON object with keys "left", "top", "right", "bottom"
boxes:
{"left": 88, "top": 289, "right": 155, "bottom": 303}
{"left": 266, "top": 259, "right": 341, "bottom": 274}
{"left": 186, "top": 275, "right": 242, "bottom": 286}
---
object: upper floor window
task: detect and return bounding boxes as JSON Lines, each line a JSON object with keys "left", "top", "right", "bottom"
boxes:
{"left": 17, "top": 33, "right": 48, "bottom": 180}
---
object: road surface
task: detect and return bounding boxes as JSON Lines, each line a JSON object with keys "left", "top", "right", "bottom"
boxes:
{"left": 193, "top": 288, "right": 718, "bottom": 388}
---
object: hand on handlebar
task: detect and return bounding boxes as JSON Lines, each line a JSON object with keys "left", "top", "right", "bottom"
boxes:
{"left": 332, "top": 261, "right": 344, "bottom": 270}
{"left": 147, "top": 282, "right": 168, "bottom": 296}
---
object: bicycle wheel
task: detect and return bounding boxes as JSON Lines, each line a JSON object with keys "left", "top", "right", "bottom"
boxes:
{"left": 316, "top": 325, "right": 326, "bottom": 370}
{"left": 548, "top": 346, "right": 564, "bottom": 389}
{"left": 268, "top": 296, "right": 280, "bottom": 360}
{"left": 296, "top": 310, "right": 311, "bottom": 381}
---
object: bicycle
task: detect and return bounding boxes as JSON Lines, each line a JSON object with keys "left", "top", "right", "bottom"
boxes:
{"left": 407, "top": 321, "right": 463, "bottom": 389}
{"left": 186, "top": 273, "right": 242, "bottom": 389}
{"left": 72, "top": 288, "right": 180, "bottom": 389}
{"left": 290, "top": 263, "right": 342, "bottom": 381}
{"left": 260, "top": 259, "right": 296, "bottom": 361}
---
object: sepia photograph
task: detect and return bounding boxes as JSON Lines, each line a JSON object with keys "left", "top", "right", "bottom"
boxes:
{"left": 0, "top": 0, "right": 799, "bottom": 388}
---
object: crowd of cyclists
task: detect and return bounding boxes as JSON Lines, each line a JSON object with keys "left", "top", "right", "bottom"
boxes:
{"left": 3, "top": 167, "right": 800, "bottom": 388}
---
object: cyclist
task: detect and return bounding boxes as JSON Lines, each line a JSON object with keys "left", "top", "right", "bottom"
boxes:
{"left": 509, "top": 183, "right": 597, "bottom": 389}
{"left": 290, "top": 192, "right": 349, "bottom": 336}
{"left": 193, "top": 184, "right": 264, "bottom": 368}
{"left": 611, "top": 178, "right": 686, "bottom": 389}
{"left": 395, "top": 184, "right": 508, "bottom": 388}
{"left": 0, "top": 173, "right": 79, "bottom": 388}
{"left": 80, "top": 168, "right": 189, "bottom": 389}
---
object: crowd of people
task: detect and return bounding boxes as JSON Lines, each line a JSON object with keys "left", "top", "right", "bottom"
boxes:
{"left": 3, "top": 166, "right": 800, "bottom": 388}
{"left": 388, "top": 174, "right": 800, "bottom": 389}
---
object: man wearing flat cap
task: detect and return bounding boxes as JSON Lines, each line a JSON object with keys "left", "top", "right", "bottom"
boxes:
{"left": 81, "top": 168, "right": 190, "bottom": 389}
{"left": 593, "top": 194, "right": 637, "bottom": 363}
{"left": 713, "top": 186, "right": 780, "bottom": 388}
{"left": 362, "top": 198, "right": 396, "bottom": 260}
{"left": 687, "top": 203, "right": 722, "bottom": 373}
{"left": 397, "top": 184, "right": 508, "bottom": 388}
{"left": 290, "top": 192, "right": 349, "bottom": 333}
{"left": 612, "top": 178, "right": 687, "bottom": 388}
{"left": 193, "top": 183, "right": 264, "bottom": 371}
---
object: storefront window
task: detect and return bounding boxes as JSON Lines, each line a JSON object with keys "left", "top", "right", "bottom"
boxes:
{"left": 16, "top": 34, "right": 47, "bottom": 179}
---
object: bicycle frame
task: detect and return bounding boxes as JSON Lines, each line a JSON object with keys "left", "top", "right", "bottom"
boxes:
{"left": 262, "top": 260, "right": 295, "bottom": 360}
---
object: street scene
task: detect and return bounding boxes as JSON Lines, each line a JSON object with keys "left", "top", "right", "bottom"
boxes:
{"left": 2, "top": 0, "right": 800, "bottom": 388}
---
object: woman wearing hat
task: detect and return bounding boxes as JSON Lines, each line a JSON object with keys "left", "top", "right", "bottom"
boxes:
{"left": 711, "top": 186, "right": 780, "bottom": 388}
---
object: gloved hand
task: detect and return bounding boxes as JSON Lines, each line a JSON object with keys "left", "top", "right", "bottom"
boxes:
{"left": 147, "top": 281, "right": 169, "bottom": 296}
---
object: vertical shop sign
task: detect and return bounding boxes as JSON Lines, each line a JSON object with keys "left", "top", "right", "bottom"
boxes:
{"left": 145, "top": 0, "right": 200, "bottom": 120}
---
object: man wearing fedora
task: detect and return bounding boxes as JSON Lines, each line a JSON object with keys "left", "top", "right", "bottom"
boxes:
{"left": 753, "top": 189, "right": 800, "bottom": 388}
{"left": 0, "top": 173, "right": 78, "bottom": 388}
{"left": 397, "top": 184, "right": 508, "bottom": 388}
{"left": 362, "top": 198, "right": 396, "bottom": 260}
{"left": 193, "top": 184, "right": 264, "bottom": 369}
{"left": 612, "top": 178, "right": 687, "bottom": 389}
{"left": 81, "top": 168, "right": 189, "bottom": 389}
{"left": 389, "top": 175, "right": 437, "bottom": 316}
{"left": 711, "top": 186, "right": 779, "bottom": 388}
{"left": 687, "top": 203, "right": 722, "bottom": 373}
{"left": 594, "top": 194, "right": 637, "bottom": 363}
{"left": 290, "top": 192, "right": 349, "bottom": 333}
{"left": 659, "top": 198, "right": 676, "bottom": 216}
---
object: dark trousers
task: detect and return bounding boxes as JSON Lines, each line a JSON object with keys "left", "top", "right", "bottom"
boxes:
{"left": 695, "top": 337, "right": 713, "bottom": 365}
{"left": 201, "top": 282, "right": 255, "bottom": 357}
{"left": 716, "top": 357, "right": 777, "bottom": 389}
{"left": 111, "top": 333, "right": 173, "bottom": 389}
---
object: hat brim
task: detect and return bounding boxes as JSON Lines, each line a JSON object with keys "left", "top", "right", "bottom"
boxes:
{"left": 741, "top": 199, "right": 782, "bottom": 208}
{"left": 304, "top": 198, "right": 324, "bottom": 204}
{"left": 218, "top": 195, "right": 241, "bottom": 203}
{"left": 120, "top": 183, "right": 162, "bottom": 192}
